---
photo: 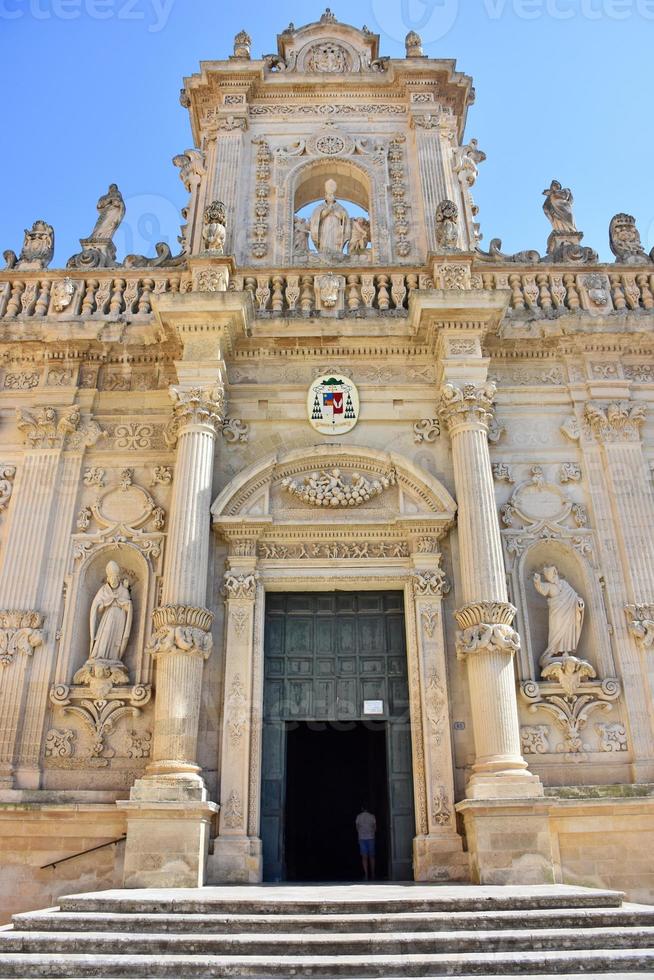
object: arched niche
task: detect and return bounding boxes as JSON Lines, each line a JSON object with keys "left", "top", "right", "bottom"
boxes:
{"left": 516, "top": 538, "right": 614, "bottom": 682}
{"left": 56, "top": 542, "right": 154, "bottom": 690}
{"left": 277, "top": 153, "right": 392, "bottom": 266}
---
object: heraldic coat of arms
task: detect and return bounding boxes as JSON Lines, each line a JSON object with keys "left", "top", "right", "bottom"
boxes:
{"left": 307, "top": 375, "right": 359, "bottom": 435}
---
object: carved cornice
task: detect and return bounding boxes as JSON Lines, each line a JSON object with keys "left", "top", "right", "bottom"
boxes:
{"left": 438, "top": 382, "right": 496, "bottom": 434}
{"left": 148, "top": 604, "right": 214, "bottom": 660}
{"left": 584, "top": 400, "right": 646, "bottom": 444}
{"left": 0, "top": 611, "right": 44, "bottom": 667}
{"left": 16, "top": 406, "right": 104, "bottom": 451}
{"left": 165, "top": 385, "right": 226, "bottom": 445}
{"left": 625, "top": 604, "right": 654, "bottom": 647}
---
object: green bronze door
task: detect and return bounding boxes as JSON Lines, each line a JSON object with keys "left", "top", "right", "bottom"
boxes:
{"left": 261, "top": 591, "right": 415, "bottom": 881}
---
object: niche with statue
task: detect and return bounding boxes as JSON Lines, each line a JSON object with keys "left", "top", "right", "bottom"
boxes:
{"left": 45, "top": 468, "right": 167, "bottom": 773}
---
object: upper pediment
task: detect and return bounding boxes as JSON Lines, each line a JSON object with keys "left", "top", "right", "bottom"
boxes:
{"left": 275, "top": 12, "right": 381, "bottom": 72}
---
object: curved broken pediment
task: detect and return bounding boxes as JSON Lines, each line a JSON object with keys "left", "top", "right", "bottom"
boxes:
{"left": 211, "top": 446, "right": 456, "bottom": 531}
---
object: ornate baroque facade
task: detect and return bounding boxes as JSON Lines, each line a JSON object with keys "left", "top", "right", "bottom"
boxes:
{"left": 1, "top": 12, "right": 654, "bottom": 915}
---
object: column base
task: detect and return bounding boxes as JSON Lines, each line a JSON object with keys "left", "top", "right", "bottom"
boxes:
{"left": 457, "top": 798, "right": 555, "bottom": 885}
{"left": 129, "top": 772, "right": 209, "bottom": 803}
{"left": 118, "top": 800, "right": 219, "bottom": 888}
{"left": 413, "top": 833, "right": 470, "bottom": 882}
{"left": 466, "top": 769, "right": 544, "bottom": 800}
{"left": 208, "top": 835, "right": 263, "bottom": 884}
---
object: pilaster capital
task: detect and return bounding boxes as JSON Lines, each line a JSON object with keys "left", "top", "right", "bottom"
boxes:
{"left": 438, "top": 381, "right": 496, "bottom": 435}
{"left": 0, "top": 610, "right": 45, "bottom": 667}
{"left": 412, "top": 567, "right": 450, "bottom": 598}
{"left": 16, "top": 405, "right": 104, "bottom": 451}
{"left": 164, "top": 384, "right": 225, "bottom": 445}
{"left": 222, "top": 571, "right": 258, "bottom": 602}
{"left": 148, "top": 605, "right": 214, "bottom": 660}
{"left": 584, "top": 400, "right": 646, "bottom": 444}
{"left": 625, "top": 603, "right": 654, "bottom": 647}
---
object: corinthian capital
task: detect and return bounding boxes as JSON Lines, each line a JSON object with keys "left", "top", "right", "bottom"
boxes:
{"left": 438, "top": 381, "right": 496, "bottom": 434}
{"left": 585, "top": 400, "right": 646, "bottom": 444}
{"left": 165, "top": 384, "right": 225, "bottom": 445}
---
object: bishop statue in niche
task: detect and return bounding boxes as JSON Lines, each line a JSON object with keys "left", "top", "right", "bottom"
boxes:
{"left": 73, "top": 560, "right": 133, "bottom": 686}
{"left": 307, "top": 179, "right": 371, "bottom": 259}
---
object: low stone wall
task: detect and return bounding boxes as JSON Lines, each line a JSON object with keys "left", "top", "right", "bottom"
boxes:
{"left": 549, "top": 791, "right": 654, "bottom": 904}
{"left": 0, "top": 804, "right": 125, "bottom": 925}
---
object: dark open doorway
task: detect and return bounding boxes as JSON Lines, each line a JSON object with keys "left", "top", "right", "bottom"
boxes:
{"left": 284, "top": 721, "right": 390, "bottom": 882}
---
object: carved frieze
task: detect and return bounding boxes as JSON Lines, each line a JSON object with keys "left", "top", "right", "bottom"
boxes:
{"left": 258, "top": 540, "right": 409, "bottom": 560}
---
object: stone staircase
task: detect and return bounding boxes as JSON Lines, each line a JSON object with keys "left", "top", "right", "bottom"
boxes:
{"left": 1, "top": 883, "right": 654, "bottom": 977}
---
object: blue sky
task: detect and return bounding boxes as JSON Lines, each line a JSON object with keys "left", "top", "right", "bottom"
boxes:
{"left": 1, "top": 0, "right": 652, "bottom": 266}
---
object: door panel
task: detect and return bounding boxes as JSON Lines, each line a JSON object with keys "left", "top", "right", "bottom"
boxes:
{"left": 260, "top": 591, "right": 415, "bottom": 881}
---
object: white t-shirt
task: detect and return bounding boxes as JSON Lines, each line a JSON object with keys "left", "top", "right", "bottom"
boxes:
{"left": 356, "top": 811, "right": 376, "bottom": 840}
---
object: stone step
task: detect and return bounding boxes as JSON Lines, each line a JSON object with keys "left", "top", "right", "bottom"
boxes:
{"left": 1, "top": 925, "right": 654, "bottom": 957}
{"left": 0, "top": 947, "right": 653, "bottom": 978}
{"left": 56, "top": 883, "right": 625, "bottom": 916}
{"left": 13, "top": 904, "right": 654, "bottom": 934}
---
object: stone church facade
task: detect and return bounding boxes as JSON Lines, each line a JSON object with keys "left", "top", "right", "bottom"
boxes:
{"left": 1, "top": 11, "right": 654, "bottom": 919}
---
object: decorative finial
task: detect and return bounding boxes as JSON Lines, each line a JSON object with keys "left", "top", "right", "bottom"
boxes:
{"left": 233, "top": 30, "right": 251, "bottom": 59}
{"left": 405, "top": 31, "right": 424, "bottom": 57}
{"left": 320, "top": 8, "right": 337, "bottom": 24}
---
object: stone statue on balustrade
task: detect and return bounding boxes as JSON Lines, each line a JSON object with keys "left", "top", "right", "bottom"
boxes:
{"left": 67, "top": 184, "right": 125, "bottom": 269}
{"left": 202, "top": 201, "right": 227, "bottom": 254}
{"left": 435, "top": 200, "right": 459, "bottom": 251}
{"left": 349, "top": 217, "right": 371, "bottom": 255}
{"left": 533, "top": 565, "right": 585, "bottom": 669}
{"left": 310, "top": 180, "right": 352, "bottom": 257}
{"left": 609, "top": 213, "right": 652, "bottom": 265}
{"left": 73, "top": 561, "right": 133, "bottom": 686}
{"left": 4, "top": 220, "right": 55, "bottom": 271}
{"left": 293, "top": 216, "right": 311, "bottom": 257}
{"left": 542, "top": 180, "right": 597, "bottom": 264}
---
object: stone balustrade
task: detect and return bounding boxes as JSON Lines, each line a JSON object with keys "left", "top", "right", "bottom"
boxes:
{"left": 0, "top": 263, "right": 653, "bottom": 322}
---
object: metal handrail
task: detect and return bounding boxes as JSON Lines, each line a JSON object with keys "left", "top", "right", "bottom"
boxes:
{"left": 40, "top": 834, "right": 126, "bottom": 871}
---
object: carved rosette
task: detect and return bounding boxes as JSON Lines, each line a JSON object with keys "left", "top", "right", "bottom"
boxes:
{"left": 584, "top": 401, "right": 647, "bottom": 443}
{"left": 625, "top": 604, "right": 654, "bottom": 648}
{"left": 454, "top": 601, "right": 519, "bottom": 662}
{"left": 438, "top": 382, "right": 497, "bottom": 435}
{"left": 148, "top": 605, "right": 214, "bottom": 661}
{"left": 164, "top": 385, "right": 226, "bottom": 445}
{"left": 0, "top": 611, "right": 45, "bottom": 667}
{"left": 222, "top": 572, "right": 258, "bottom": 602}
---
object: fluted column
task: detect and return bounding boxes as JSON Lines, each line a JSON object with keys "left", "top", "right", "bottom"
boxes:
{"left": 439, "top": 382, "right": 542, "bottom": 799}
{"left": 138, "top": 385, "right": 224, "bottom": 799}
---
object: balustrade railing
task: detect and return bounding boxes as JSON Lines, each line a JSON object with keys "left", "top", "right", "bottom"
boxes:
{"left": 0, "top": 264, "right": 653, "bottom": 322}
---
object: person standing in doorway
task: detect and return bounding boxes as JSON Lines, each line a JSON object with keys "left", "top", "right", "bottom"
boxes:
{"left": 355, "top": 804, "right": 376, "bottom": 881}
